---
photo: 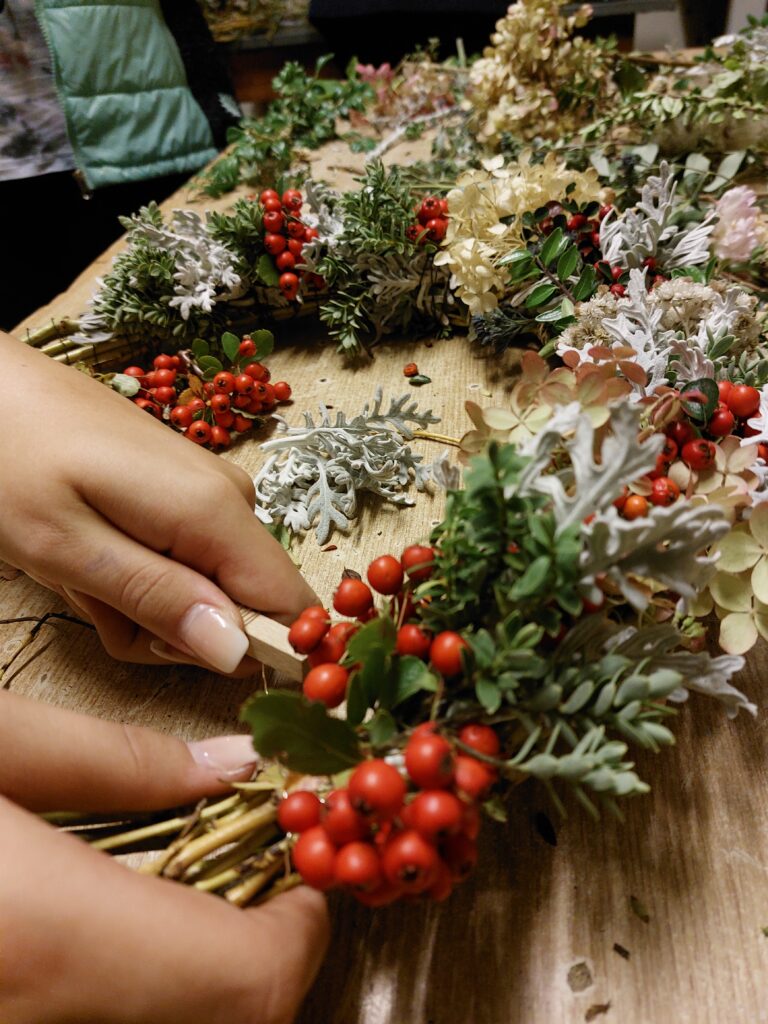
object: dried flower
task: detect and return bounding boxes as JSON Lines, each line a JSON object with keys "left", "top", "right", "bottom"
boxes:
{"left": 712, "top": 186, "right": 761, "bottom": 263}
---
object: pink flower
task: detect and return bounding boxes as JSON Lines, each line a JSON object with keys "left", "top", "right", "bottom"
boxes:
{"left": 713, "top": 186, "right": 760, "bottom": 263}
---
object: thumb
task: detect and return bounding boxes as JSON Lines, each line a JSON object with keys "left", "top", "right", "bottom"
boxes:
{"left": 0, "top": 691, "right": 259, "bottom": 812}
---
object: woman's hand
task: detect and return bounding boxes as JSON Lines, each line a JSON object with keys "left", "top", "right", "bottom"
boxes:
{"left": 0, "top": 692, "right": 328, "bottom": 1024}
{"left": 0, "top": 332, "right": 315, "bottom": 673}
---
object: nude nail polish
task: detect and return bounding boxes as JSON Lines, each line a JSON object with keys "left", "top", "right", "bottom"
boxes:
{"left": 187, "top": 734, "right": 259, "bottom": 776}
{"left": 177, "top": 603, "right": 249, "bottom": 674}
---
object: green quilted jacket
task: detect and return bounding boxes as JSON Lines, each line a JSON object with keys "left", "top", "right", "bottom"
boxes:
{"left": 35, "top": 0, "right": 218, "bottom": 190}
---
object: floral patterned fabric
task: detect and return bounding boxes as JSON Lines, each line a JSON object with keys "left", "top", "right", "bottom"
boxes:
{"left": 0, "top": 0, "right": 74, "bottom": 182}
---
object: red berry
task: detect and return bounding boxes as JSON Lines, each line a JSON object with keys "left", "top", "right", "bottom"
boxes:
{"left": 759, "top": 443, "right": 768, "bottom": 462}
{"left": 262, "top": 196, "right": 282, "bottom": 213}
{"left": 610, "top": 265, "right": 624, "bottom": 281}
{"left": 681, "top": 439, "right": 717, "bottom": 471}
{"left": 279, "top": 272, "right": 299, "bottom": 300}
{"left": 334, "top": 841, "right": 382, "bottom": 891}
{"left": 216, "top": 411, "right": 235, "bottom": 429}
{"left": 453, "top": 755, "right": 496, "bottom": 800}
{"left": 409, "top": 790, "right": 463, "bottom": 842}
{"left": 401, "top": 544, "right": 435, "bottom": 583}
{"left": 275, "top": 251, "right": 296, "bottom": 272}
{"left": 396, "top": 624, "right": 431, "bottom": 660}
{"left": 273, "top": 381, "right": 292, "bottom": 402}
{"left": 233, "top": 373, "right": 255, "bottom": 396}
{"left": 229, "top": 414, "right": 249, "bottom": 433}
{"left": 301, "top": 605, "right": 329, "bottom": 623}
{"left": 233, "top": 394, "right": 251, "bottom": 409}
{"left": 264, "top": 232, "right": 287, "bottom": 255}
{"left": 210, "top": 392, "right": 231, "bottom": 414}
{"left": 461, "top": 803, "right": 481, "bottom": 840}
{"left": 213, "top": 371, "right": 236, "bottom": 394}
{"left": 243, "top": 361, "right": 268, "bottom": 381}
{"left": 599, "top": 204, "right": 613, "bottom": 220}
{"left": 349, "top": 760, "right": 406, "bottom": 821}
{"left": 170, "top": 404, "right": 193, "bottom": 429}
{"left": 288, "top": 615, "right": 328, "bottom": 654}
{"left": 418, "top": 196, "right": 442, "bottom": 223}
{"left": 322, "top": 789, "right": 369, "bottom": 845}
{"left": 441, "top": 833, "right": 478, "bottom": 881}
{"left": 666, "top": 420, "right": 696, "bottom": 448}
{"left": 622, "top": 494, "right": 649, "bottom": 520}
{"left": 238, "top": 338, "right": 256, "bottom": 358}
{"left": 650, "top": 476, "right": 680, "bottom": 507}
{"left": 566, "top": 214, "right": 587, "bottom": 231}
{"left": 154, "top": 386, "right": 176, "bottom": 406}
{"left": 458, "top": 723, "right": 500, "bottom": 758}
{"left": 287, "top": 237, "right": 304, "bottom": 257}
{"left": 133, "top": 397, "right": 161, "bottom": 417}
{"left": 304, "top": 226, "right": 319, "bottom": 242}
{"left": 381, "top": 830, "right": 438, "bottom": 893}
{"left": 259, "top": 188, "right": 280, "bottom": 205}
{"left": 718, "top": 380, "right": 734, "bottom": 403}
{"left": 153, "top": 353, "right": 175, "bottom": 370}
{"left": 333, "top": 578, "right": 374, "bottom": 618}
{"left": 287, "top": 219, "right": 306, "bottom": 239}
{"left": 403, "top": 362, "right": 419, "bottom": 378}
{"left": 282, "top": 189, "right": 303, "bottom": 211}
{"left": 642, "top": 256, "right": 657, "bottom": 271}
{"left": 707, "top": 405, "right": 736, "bottom": 437}
{"left": 726, "top": 384, "right": 761, "bottom": 419}
{"left": 429, "top": 631, "right": 468, "bottom": 677}
{"left": 209, "top": 425, "right": 231, "bottom": 449}
{"left": 425, "top": 217, "right": 447, "bottom": 243}
{"left": 405, "top": 733, "right": 454, "bottom": 789}
{"left": 262, "top": 210, "right": 284, "bottom": 233}
{"left": 661, "top": 436, "right": 678, "bottom": 462}
{"left": 303, "top": 663, "right": 349, "bottom": 708}
{"left": 278, "top": 791, "right": 322, "bottom": 834}
{"left": 292, "top": 826, "right": 336, "bottom": 890}
{"left": 185, "top": 420, "right": 212, "bottom": 444}
{"left": 152, "top": 368, "right": 176, "bottom": 387}
{"left": 367, "top": 555, "right": 404, "bottom": 596}
{"left": 185, "top": 397, "right": 205, "bottom": 414}
{"left": 610, "top": 283, "right": 626, "bottom": 297}
{"left": 262, "top": 382, "right": 277, "bottom": 409}
{"left": 307, "top": 627, "right": 350, "bottom": 668}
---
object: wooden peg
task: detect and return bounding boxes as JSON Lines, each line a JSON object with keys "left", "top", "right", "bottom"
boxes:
{"left": 238, "top": 607, "right": 307, "bottom": 682}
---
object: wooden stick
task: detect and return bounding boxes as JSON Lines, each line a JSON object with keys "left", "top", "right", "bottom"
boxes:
{"left": 238, "top": 607, "right": 307, "bottom": 682}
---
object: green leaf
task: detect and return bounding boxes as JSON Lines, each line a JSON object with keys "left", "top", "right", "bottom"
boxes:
{"left": 368, "top": 708, "right": 397, "bottom": 746}
{"left": 392, "top": 656, "right": 438, "bottom": 707}
{"left": 556, "top": 246, "right": 579, "bottom": 281}
{"left": 572, "top": 265, "right": 598, "bottom": 302}
{"left": 344, "top": 616, "right": 397, "bottom": 710}
{"left": 498, "top": 248, "right": 534, "bottom": 269}
{"left": 221, "top": 331, "right": 241, "bottom": 363}
{"left": 615, "top": 60, "right": 646, "bottom": 97}
{"left": 198, "top": 355, "right": 223, "bottom": 373}
{"left": 251, "top": 329, "right": 275, "bottom": 360}
{"left": 409, "top": 374, "right": 432, "bottom": 387}
{"left": 680, "top": 378, "right": 719, "bottom": 421}
{"left": 110, "top": 373, "right": 140, "bottom": 397}
{"left": 192, "top": 338, "right": 209, "bottom": 358}
{"left": 476, "top": 676, "right": 502, "bottom": 714}
{"left": 540, "top": 227, "right": 568, "bottom": 267}
{"left": 256, "top": 253, "right": 280, "bottom": 287}
{"left": 510, "top": 555, "right": 552, "bottom": 599}
{"left": 241, "top": 691, "right": 362, "bottom": 774}
{"left": 525, "top": 283, "right": 559, "bottom": 308}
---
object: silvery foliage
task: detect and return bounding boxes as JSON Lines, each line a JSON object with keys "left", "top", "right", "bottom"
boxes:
{"left": 429, "top": 449, "right": 462, "bottom": 491}
{"left": 516, "top": 402, "right": 729, "bottom": 609}
{"left": 559, "top": 615, "right": 754, "bottom": 718}
{"left": 558, "top": 270, "right": 751, "bottom": 397}
{"left": 252, "top": 390, "right": 440, "bottom": 544}
{"left": 123, "top": 208, "right": 244, "bottom": 320}
{"left": 599, "top": 161, "right": 716, "bottom": 270}
{"left": 517, "top": 402, "right": 663, "bottom": 532}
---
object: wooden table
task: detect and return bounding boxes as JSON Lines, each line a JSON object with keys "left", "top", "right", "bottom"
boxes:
{"left": 7, "top": 144, "right": 768, "bottom": 1024}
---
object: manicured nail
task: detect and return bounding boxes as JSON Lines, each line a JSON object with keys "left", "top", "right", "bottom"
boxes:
{"left": 178, "top": 604, "right": 249, "bottom": 674}
{"left": 187, "top": 735, "right": 259, "bottom": 777}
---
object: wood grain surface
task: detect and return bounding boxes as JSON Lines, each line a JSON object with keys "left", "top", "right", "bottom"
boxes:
{"left": 6, "top": 143, "right": 768, "bottom": 1024}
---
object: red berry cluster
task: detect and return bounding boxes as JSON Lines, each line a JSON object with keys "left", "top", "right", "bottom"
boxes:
{"left": 257, "top": 188, "right": 322, "bottom": 301}
{"left": 279, "top": 718, "right": 498, "bottom": 904}
{"left": 406, "top": 195, "right": 449, "bottom": 245}
{"left": 612, "top": 380, "right": 765, "bottom": 521}
{"left": 121, "top": 338, "right": 292, "bottom": 450}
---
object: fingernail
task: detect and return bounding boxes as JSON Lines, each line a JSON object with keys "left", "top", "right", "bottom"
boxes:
{"left": 178, "top": 604, "right": 249, "bottom": 674}
{"left": 187, "top": 734, "right": 259, "bottom": 777}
